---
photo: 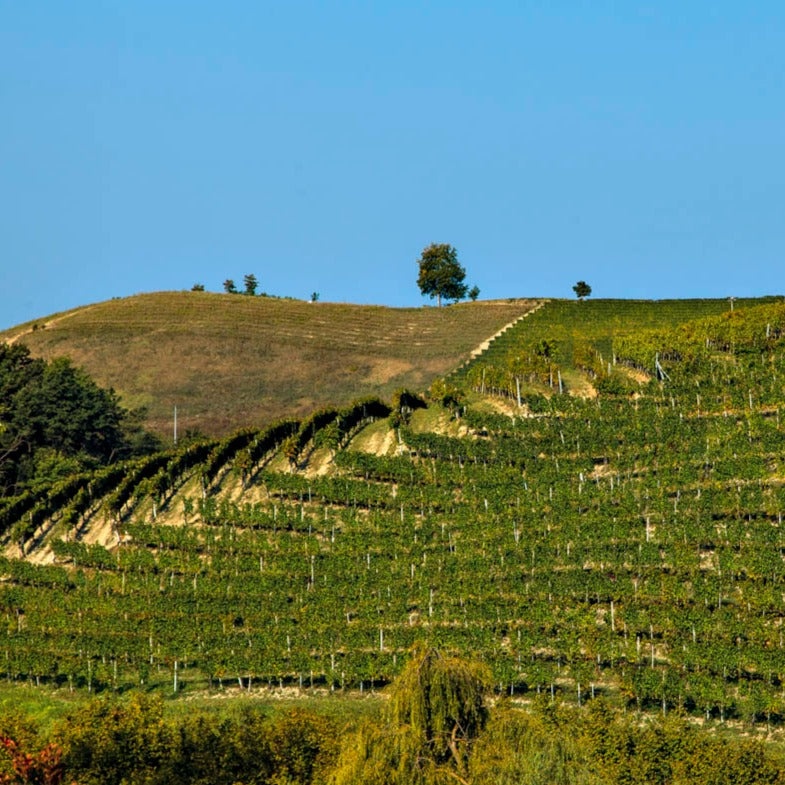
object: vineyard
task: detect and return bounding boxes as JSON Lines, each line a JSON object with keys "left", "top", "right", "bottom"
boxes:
{"left": 3, "top": 297, "right": 785, "bottom": 734}
{"left": 457, "top": 296, "right": 779, "bottom": 398}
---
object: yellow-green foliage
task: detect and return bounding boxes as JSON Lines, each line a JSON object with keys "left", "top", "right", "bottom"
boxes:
{"left": 470, "top": 697, "right": 785, "bottom": 785}
{"left": 458, "top": 297, "right": 778, "bottom": 398}
{"left": 469, "top": 703, "right": 592, "bottom": 785}
{"left": 615, "top": 301, "right": 785, "bottom": 371}
{"left": 331, "top": 642, "right": 490, "bottom": 785}
{"left": 466, "top": 346, "right": 558, "bottom": 396}
{"left": 571, "top": 340, "right": 636, "bottom": 395}
{"left": 331, "top": 658, "right": 785, "bottom": 785}
{"left": 49, "top": 694, "right": 340, "bottom": 785}
{"left": 52, "top": 694, "right": 171, "bottom": 785}
{"left": 428, "top": 378, "right": 466, "bottom": 416}
{"left": 4, "top": 685, "right": 785, "bottom": 784}
{"left": 390, "top": 644, "right": 489, "bottom": 767}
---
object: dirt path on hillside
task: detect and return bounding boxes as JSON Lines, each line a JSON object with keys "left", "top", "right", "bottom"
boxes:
{"left": 566, "top": 373, "right": 598, "bottom": 399}
{"left": 461, "top": 300, "right": 546, "bottom": 366}
{"left": 617, "top": 365, "right": 652, "bottom": 384}
{"left": 4, "top": 305, "right": 98, "bottom": 346}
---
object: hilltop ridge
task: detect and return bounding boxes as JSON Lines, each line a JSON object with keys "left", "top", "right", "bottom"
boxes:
{"left": 0, "top": 291, "right": 536, "bottom": 435}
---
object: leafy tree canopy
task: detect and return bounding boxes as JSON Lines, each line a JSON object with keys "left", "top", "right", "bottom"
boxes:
{"left": 0, "top": 343, "right": 158, "bottom": 495}
{"left": 417, "top": 244, "right": 468, "bottom": 307}
{"left": 332, "top": 642, "right": 490, "bottom": 785}
{"left": 243, "top": 274, "right": 258, "bottom": 296}
{"left": 573, "top": 280, "right": 592, "bottom": 300}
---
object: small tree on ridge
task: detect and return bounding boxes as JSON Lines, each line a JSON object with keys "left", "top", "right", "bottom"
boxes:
{"left": 573, "top": 280, "right": 592, "bottom": 300}
{"left": 417, "top": 244, "right": 468, "bottom": 307}
{"left": 243, "top": 274, "right": 258, "bottom": 296}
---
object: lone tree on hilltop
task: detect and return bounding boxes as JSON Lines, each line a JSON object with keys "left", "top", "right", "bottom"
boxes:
{"left": 417, "top": 243, "right": 470, "bottom": 306}
{"left": 223, "top": 279, "right": 237, "bottom": 294}
{"left": 243, "top": 274, "right": 258, "bottom": 296}
{"left": 573, "top": 280, "right": 592, "bottom": 300}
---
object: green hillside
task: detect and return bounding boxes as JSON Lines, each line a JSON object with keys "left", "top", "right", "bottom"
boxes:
{"left": 4, "top": 296, "right": 785, "bottom": 781}
{"left": 0, "top": 291, "right": 535, "bottom": 435}
{"left": 454, "top": 296, "right": 779, "bottom": 395}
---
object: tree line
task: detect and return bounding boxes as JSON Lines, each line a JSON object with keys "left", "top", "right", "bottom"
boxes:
{"left": 0, "top": 344, "right": 158, "bottom": 497}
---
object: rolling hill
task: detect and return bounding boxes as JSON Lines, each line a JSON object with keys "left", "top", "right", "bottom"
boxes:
{"left": 0, "top": 291, "right": 536, "bottom": 435}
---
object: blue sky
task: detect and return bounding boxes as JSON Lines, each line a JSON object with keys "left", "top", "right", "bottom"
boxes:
{"left": 2, "top": 2, "right": 784, "bottom": 329}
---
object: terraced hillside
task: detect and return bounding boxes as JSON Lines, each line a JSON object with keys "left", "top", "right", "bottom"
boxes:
{"left": 457, "top": 296, "right": 780, "bottom": 398}
{"left": 5, "top": 299, "right": 785, "bottom": 735}
{"left": 0, "top": 292, "right": 535, "bottom": 435}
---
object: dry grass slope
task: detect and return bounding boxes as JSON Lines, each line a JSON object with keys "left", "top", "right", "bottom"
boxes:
{"left": 1, "top": 291, "right": 536, "bottom": 435}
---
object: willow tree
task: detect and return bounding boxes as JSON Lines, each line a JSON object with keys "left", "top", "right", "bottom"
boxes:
{"left": 331, "top": 642, "right": 490, "bottom": 785}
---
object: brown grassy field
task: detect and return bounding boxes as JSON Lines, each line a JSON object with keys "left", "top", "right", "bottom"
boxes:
{"left": 1, "top": 291, "right": 535, "bottom": 435}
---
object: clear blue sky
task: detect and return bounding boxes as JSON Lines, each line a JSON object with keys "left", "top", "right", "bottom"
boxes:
{"left": 2, "top": 2, "right": 784, "bottom": 329}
